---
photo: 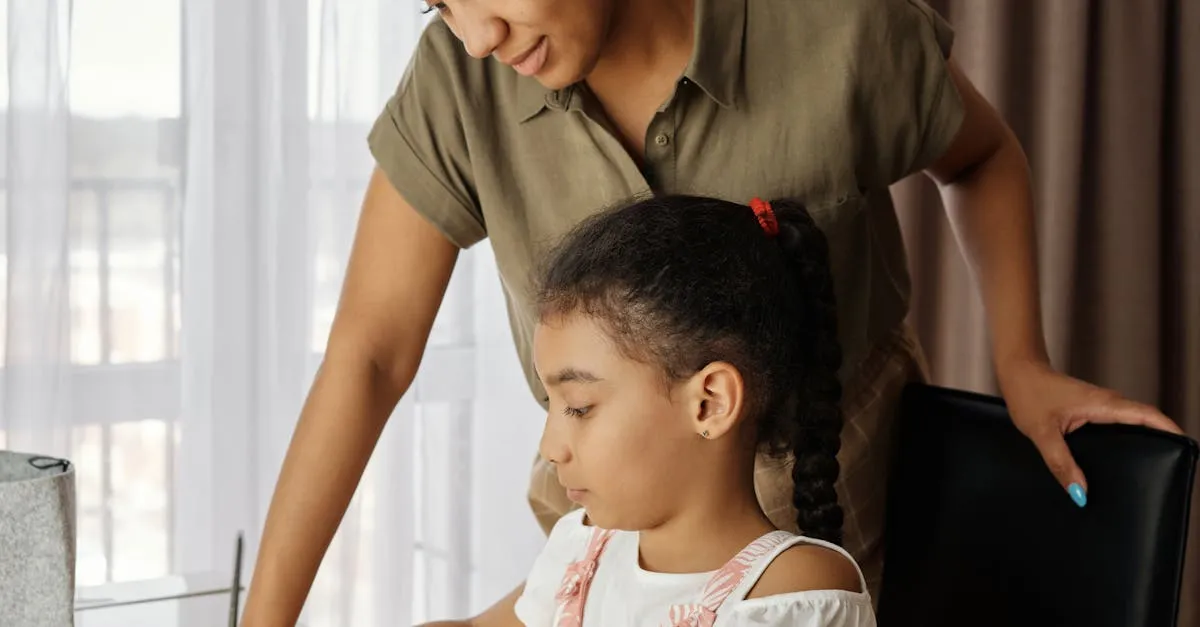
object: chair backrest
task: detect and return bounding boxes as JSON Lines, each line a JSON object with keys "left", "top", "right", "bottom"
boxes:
{"left": 877, "top": 383, "right": 1198, "bottom": 627}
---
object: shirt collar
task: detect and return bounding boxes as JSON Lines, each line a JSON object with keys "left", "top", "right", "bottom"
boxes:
{"left": 515, "top": 73, "right": 558, "bottom": 123}
{"left": 515, "top": 0, "right": 746, "bottom": 122}
{"left": 683, "top": 0, "right": 746, "bottom": 109}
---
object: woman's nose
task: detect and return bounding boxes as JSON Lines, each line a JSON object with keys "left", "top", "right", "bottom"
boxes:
{"left": 459, "top": 14, "right": 507, "bottom": 59}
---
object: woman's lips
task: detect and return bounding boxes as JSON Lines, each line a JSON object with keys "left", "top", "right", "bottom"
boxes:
{"left": 510, "top": 37, "right": 548, "bottom": 77}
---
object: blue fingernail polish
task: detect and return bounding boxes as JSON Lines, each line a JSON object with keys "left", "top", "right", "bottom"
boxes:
{"left": 1068, "top": 483, "right": 1087, "bottom": 508}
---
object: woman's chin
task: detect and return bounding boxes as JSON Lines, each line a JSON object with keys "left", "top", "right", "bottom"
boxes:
{"left": 532, "top": 68, "right": 576, "bottom": 92}
{"left": 528, "top": 54, "right": 595, "bottom": 92}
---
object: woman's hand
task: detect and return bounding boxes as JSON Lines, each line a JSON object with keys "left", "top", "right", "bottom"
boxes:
{"left": 923, "top": 55, "right": 1186, "bottom": 507}
{"left": 998, "top": 357, "right": 1184, "bottom": 507}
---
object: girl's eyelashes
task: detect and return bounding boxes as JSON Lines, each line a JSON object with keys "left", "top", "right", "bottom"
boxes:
{"left": 562, "top": 405, "right": 592, "bottom": 419}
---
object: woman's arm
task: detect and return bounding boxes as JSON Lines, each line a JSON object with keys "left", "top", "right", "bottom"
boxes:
{"left": 922, "top": 60, "right": 1047, "bottom": 372}
{"left": 923, "top": 60, "right": 1182, "bottom": 502}
{"left": 240, "top": 167, "right": 460, "bottom": 627}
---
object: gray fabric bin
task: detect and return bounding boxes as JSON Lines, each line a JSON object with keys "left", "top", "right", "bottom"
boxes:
{"left": 0, "top": 450, "right": 77, "bottom": 626}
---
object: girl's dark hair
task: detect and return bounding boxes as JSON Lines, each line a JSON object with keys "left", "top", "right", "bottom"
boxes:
{"left": 536, "top": 195, "right": 845, "bottom": 545}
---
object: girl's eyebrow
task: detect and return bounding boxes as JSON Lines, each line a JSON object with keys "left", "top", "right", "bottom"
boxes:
{"left": 544, "top": 368, "right": 603, "bottom": 387}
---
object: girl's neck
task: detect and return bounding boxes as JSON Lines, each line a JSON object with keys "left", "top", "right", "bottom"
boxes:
{"left": 636, "top": 466, "right": 777, "bottom": 575}
{"left": 588, "top": 0, "right": 694, "bottom": 86}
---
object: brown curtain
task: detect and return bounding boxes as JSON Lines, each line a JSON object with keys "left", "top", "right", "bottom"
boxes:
{"left": 894, "top": 0, "right": 1200, "bottom": 623}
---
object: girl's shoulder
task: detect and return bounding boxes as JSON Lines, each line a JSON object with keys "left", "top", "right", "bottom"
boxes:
{"left": 717, "top": 533, "right": 876, "bottom": 627}
{"left": 746, "top": 539, "right": 864, "bottom": 598}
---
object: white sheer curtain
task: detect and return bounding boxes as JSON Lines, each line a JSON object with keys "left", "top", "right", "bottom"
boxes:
{"left": 0, "top": 0, "right": 546, "bottom": 624}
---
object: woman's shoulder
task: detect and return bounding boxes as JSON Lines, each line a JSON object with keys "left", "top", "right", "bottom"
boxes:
{"left": 751, "top": 0, "right": 945, "bottom": 26}
{"left": 744, "top": 0, "right": 950, "bottom": 62}
{"left": 741, "top": 0, "right": 960, "bottom": 186}
{"left": 747, "top": 0, "right": 951, "bottom": 52}
{"left": 740, "top": 0, "right": 955, "bottom": 110}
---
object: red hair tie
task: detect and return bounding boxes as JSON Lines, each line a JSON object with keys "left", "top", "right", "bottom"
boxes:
{"left": 749, "top": 197, "right": 779, "bottom": 237}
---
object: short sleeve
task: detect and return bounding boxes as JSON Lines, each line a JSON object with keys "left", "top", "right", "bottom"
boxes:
{"left": 513, "top": 509, "right": 590, "bottom": 627}
{"left": 367, "top": 20, "right": 487, "bottom": 249}
{"left": 856, "top": 0, "right": 965, "bottom": 186}
{"left": 728, "top": 592, "right": 877, "bottom": 627}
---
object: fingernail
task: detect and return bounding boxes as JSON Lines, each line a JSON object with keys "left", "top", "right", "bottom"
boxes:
{"left": 1068, "top": 483, "right": 1087, "bottom": 508}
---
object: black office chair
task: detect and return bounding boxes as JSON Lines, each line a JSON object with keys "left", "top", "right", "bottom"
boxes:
{"left": 877, "top": 383, "right": 1198, "bottom": 627}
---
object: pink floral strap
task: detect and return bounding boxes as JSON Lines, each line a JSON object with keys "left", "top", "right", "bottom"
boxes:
{"left": 664, "top": 530, "right": 794, "bottom": 627}
{"left": 553, "top": 526, "right": 615, "bottom": 627}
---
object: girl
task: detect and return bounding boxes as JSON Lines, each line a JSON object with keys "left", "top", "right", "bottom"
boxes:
{"left": 427, "top": 194, "right": 874, "bottom": 626}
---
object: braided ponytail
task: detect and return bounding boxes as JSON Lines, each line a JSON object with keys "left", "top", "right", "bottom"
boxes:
{"left": 773, "top": 200, "right": 845, "bottom": 546}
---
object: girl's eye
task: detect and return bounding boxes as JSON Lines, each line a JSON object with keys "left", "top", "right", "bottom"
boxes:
{"left": 562, "top": 405, "right": 592, "bottom": 419}
{"left": 421, "top": 2, "right": 449, "bottom": 15}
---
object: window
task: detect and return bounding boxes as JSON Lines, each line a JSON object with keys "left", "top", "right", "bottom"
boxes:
{"left": 0, "top": 5, "right": 538, "bottom": 622}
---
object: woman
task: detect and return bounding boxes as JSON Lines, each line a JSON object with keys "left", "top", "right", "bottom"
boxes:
{"left": 241, "top": 0, "right": 1182, "bottom": 624}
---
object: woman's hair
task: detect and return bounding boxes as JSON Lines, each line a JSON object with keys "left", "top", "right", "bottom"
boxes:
{"left": 536, "top": 195, "right": 845, "bottom": 545}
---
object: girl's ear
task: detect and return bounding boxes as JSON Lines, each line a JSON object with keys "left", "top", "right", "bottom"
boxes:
{"left": 681, "top": 361, "right": 745, "bottom": 440}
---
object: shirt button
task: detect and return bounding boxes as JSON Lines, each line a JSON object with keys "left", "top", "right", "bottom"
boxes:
{"left": 655, "top": 133, "right": 670, "bottom": 147}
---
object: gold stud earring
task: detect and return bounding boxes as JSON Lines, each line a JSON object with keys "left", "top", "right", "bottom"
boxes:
{"left": 700, "top": 430, "right": 710, "bottom": 439}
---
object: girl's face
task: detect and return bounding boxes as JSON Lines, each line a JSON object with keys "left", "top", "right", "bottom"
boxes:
{"left": 533, "top": 313, "right": 712, "bottom": 531}
{"left": 425, "top": 0, "right": 616, "bottom": 90}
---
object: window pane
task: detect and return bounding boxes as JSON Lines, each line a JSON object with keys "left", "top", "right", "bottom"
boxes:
{"left": 73, "top": 425, "right": 108, "bottom": 586}
{"left": 413, "top": 401, "right": 472, "bottom": 616}
{"left": 70, "top": 0, "right": 180, "bottom": 119}
{"left": 109, "top": 420, "right": 171, "bottom": 582}
{"left": 70, "top": 192, "right": 103, "bottom": 365}
{"left": 109, "top": 188, "right": 172, "bottom": 364}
